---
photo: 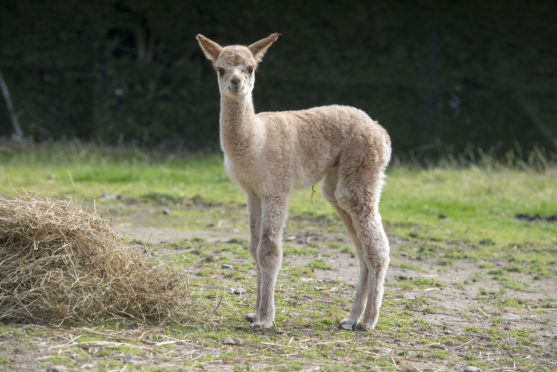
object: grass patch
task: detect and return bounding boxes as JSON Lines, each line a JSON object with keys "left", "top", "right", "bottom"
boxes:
{"left": 0, "top": 144, "right": 555, "bottom": 371}
{"left": 2, "top": 145, "right": 556, "bottom": 270}
{"left": 394, "top": 276, "right": 444, "bottom": 290}
{"left": 307, "top": 259, "right": 331, "bottom": 270}
{"left": 283, "top": 244, "right": 318, "bottom": 256}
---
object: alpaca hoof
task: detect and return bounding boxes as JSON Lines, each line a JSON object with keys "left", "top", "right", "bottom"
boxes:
{"left": 355, "top": 323, "right": 373, "bottom": 331}
{"left": 338, "top": 320, "right": 356, "bottom": 331}
{"left": 252, "top": 321, "right": 273, "bottom": 329}
{"left": 355, "top": 323, "right": 367, "bottom": 331}
{"left": 245, "top": 313, "right": 256, "bottom": 323}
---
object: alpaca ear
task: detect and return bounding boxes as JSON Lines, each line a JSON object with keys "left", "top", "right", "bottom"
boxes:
{"left": 248, "top": 33, "right": 279, "bottom": 62}
{"left": 196, "top": 34, "right": 223, "bottom": 62}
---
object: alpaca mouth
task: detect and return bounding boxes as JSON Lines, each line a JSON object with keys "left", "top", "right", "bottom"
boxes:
{"left": 227, "top": 85, "right": 245, "bottom": 96}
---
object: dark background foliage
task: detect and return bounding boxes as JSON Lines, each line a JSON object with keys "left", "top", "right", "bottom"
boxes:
{"left": 0, "top": 0, "right": 555, "bottom": 158}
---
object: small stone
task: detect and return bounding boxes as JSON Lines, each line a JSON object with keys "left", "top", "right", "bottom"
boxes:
{"left": 47, "top": 367, "right": 67, "bottom": 372}
{"left": 314, "top": 286, "right": 325, "bottom": 291}
{"left": 101, "top": 192, "right": 111, "bottom": 199}
{"left": 463, "top": 366, "right": 482, "bottom": 372}
{"left": 230, "top": 287, "right": 246, "bottom": 295}
{"left": 221, "top": 264, "right": 233, "bottom": 269}
{"left": 162, "top": 208, "right": 170, "bottom": 215}
{"left": 123, "top": 354, "right": 136, "bottom": 364}
{"left": 223, "top": 337, "right": 236, "bottom": 345}
{"left": 403, "top": 293, "right": 416, "bottom": 300}
{"left": 502, "top": 313, "right": 520, "bottom": 321}
{"left": 400, "top": 364, "right": 420, "bottom": 372}
{"left": 323, "top": 277, "right": 334, "bottom": 283}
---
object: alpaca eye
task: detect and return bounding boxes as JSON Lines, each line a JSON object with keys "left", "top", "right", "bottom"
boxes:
{"left": 218, "top": 68, "right": 225, "bottom": 77}
{"left": 247, "top": 67, "right": 254, "bottom": 74}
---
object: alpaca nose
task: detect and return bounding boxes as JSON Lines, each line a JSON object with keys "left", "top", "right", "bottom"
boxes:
{"left": 231, "top": 77, "right": 240, "bottom": 86}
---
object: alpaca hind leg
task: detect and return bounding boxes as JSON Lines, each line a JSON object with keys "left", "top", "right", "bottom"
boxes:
{"left": 339, "top": 255, "right": 369, "bottom": 330}
{"left": 322, "top": 170, "right": 369, "bottom": 330}
{"left": 355, "top": 214, "right": 389, "bottom": 330}
{"left": 335, "top": 174, "right": 390, "bottom": 331}
{"left": 328, "top": 203, "right": 369, "bottom": 330}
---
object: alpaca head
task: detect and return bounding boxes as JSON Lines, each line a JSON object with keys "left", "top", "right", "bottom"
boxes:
{"left": 196, "top": 33, "right": 279, "bottom": 98}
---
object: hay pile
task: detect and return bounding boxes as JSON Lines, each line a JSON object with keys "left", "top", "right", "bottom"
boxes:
{"left": 0, "top": 195, "right": 190, "bottom": 324}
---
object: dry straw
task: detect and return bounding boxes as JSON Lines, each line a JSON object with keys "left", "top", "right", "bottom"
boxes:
{"left": 0, "top": 195, "right": 191, "bottom": 324}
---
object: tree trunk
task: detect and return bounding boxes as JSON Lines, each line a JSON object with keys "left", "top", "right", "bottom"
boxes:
{"left": 0, "top": 69, "right": 26, "bottom": 142}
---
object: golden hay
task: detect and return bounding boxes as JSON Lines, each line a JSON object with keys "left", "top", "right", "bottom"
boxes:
{"left": 0, "top": 195, "right": 191, "bottom": 324}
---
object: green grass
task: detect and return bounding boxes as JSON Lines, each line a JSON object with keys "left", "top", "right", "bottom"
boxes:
{"left": 2, "top": 144, "right": 555, "bottom": 275}
{"left": 383, "top": 167, "right": 557, "bottom": 258}
{"left": 3, "top": 144, "right": 555, "bottom": 233}
{"left": 0, "top": 143, "right": 556, "bottom": 371}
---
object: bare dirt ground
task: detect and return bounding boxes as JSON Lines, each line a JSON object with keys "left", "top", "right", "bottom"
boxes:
{"left": 1, "top": 223, "right": 555, "bottom": 371}
{"left": 120, "top": 224, "right": 557, "bottom": 370}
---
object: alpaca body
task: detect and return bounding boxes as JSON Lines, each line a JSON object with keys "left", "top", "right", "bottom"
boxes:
{"left": 197, "top": 33, "right": 391, "bottom": 330}
{"left": 223, "top": 103, "right": 389, "bottom": 195}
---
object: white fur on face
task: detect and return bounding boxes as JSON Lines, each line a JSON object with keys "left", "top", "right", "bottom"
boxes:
{"left": 214, "top": 46, "right": 257, "bottom": 99}
{"left": 216, "top": 66, "right": 255, "bottom": 98}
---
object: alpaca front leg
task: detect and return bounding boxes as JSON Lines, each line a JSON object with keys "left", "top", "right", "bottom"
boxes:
{"left": 246, "top": 193, "right": 262, "bottom": 324}
{"left": 253, "top": 196, "right": 288, "bottom": 329}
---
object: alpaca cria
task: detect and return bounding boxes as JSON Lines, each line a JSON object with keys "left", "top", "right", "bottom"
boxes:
{"left": 196, "top": 33, "right": 392, "bottom": 330}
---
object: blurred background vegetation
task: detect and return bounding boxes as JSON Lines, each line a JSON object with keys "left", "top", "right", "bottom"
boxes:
{"left": 0, "top": 0, "right": 555, "bottom": 161}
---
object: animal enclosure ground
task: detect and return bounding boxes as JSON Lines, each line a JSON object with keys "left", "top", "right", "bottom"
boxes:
{"left": 0, "top": 144, "right": 556, "bottom": 371}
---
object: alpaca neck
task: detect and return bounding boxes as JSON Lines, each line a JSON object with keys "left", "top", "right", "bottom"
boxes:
{"left": 219, "top": 94, "right": 257, "bottom": 159}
